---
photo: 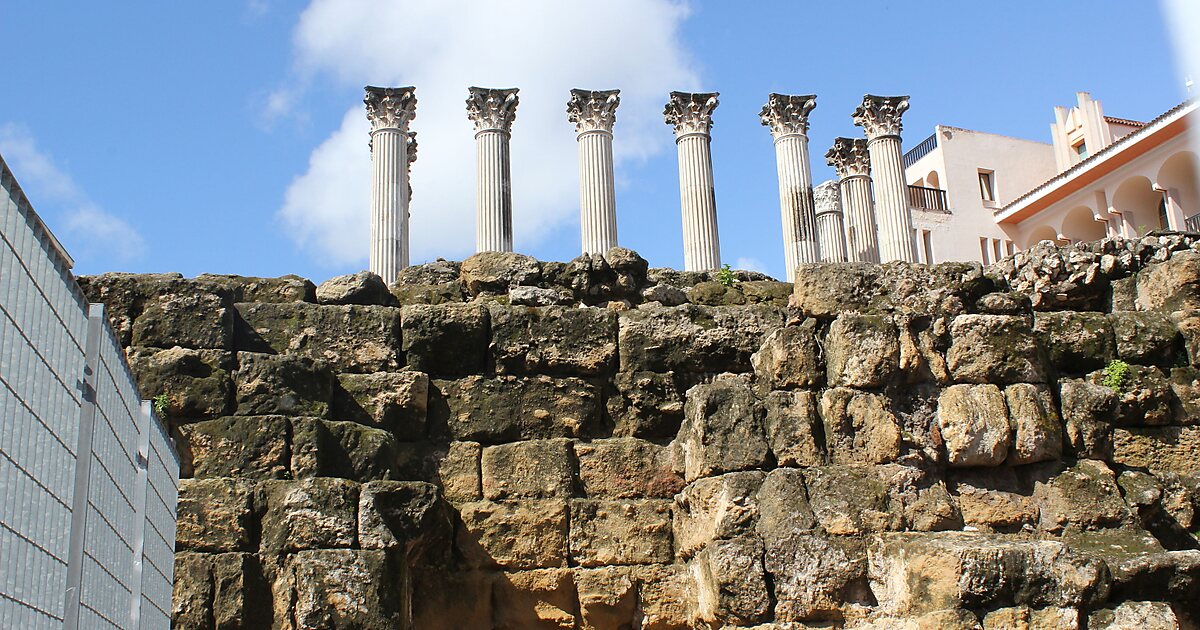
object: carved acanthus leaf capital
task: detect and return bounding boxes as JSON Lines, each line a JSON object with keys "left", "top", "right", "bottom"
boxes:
{"left": 566, "top": 89, "right": 621, "bottom": 134}
{"left": 825, "top": 137, "right": 871, "bottom": 178}
{"left": 663, "top": 91, "right": 720, "bottom": 136}
{"left": 813, "top": 180, "right": 842, "bottom": 215}
{"left": 852, "top": 94, "right": 910, "bottom": 139}
{"left": 406, "top": 131, "right": 417, "bottom": 165}
{"left": 760, "top": 93, "right": 817, "bottom": 138}
{"left": 364, "top": 86, "right": 417, "bottom": 132}
{"left": 466, "top": 87, "right": 520, "bottom": 133}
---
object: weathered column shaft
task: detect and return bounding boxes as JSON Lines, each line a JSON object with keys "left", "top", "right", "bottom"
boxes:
{"left": 677, "top": 133, "right": 721, "bottom": 271}
{"left": 761, "top": 93, "right": 819, "bottom": 281}
{"left": 365, "top": 86, "right": 416, "bottom": 283}
{"left": 814, "top": 181, "right": 848, "bottom": 263}
{"left": 467, "top": 87, "right": 519, "bottom": 253}
{"left": 475, "top": 129, "right": 513, "bottom": 252}
{"left": 866, "top": 134, "right": 917, "bottom": 263}
{"left": 568, "top": 89, "right": 621, "bottom": 255}
{"left": 840, "top": 175, "right": 879, "bottom": 263}
{"left": 826, "top": 137, "right": 879, "bottom": 263}
{"left": 665, "top": 91, "right": 721, "bottom": 272}
{"left": 854, "top": 94, "right": 917, "bottom": 263}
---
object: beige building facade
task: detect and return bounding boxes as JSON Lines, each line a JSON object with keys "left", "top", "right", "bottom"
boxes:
{"left": 901, "top": 92, "right": 1198, "bottom": 265}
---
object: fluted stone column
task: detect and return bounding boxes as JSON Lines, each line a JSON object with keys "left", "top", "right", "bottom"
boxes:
{"left": 760, "top": 93, "right": 820, "bottom": 281}
{"left": 467, "top": 87, "right": 519, "bottom": 253}
{"left": 365, "top": 86, "right": 416, "bottom": 282}
{"left": 567, "top": 89, "right": 620, "bottom": 255}
{"left": 853, "top": 95, "right": 917, "bottom": 263}
{"left": 664, "top": 91, "right": 721, "bottom": 271}
{"left": 826, "top": 137, "right": 879, "bottom": 263}
{"left": 813, "top": 180, "right": 848, "bottom": 263}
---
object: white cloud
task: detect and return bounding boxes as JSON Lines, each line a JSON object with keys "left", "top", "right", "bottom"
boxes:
{"left": 276, "top": 0, "right": 699, "bottom": 268}
{"left": 1163, "top": 0, "right": 1200, "bottom": 172}
{"left": 0, "top": 123, "right": 145, "bottom": 265}
{"left": 734, "top": 256, "right": 768, "bottom": 275}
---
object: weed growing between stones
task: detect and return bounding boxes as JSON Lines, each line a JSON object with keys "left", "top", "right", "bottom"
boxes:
{"left": 716, "top": 263, "right": 736, "bottom": 287}
{"left": 1102, "top": 359, "right": 1130, "bottom": 392}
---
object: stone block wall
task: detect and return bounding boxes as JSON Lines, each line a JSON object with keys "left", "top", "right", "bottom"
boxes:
{"left": 79, "top": 237, "right": 1200, "bottom": 629}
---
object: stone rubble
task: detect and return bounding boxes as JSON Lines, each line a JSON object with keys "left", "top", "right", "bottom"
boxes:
{"left": 79, "top": 236, "right": 1200, "bottom": 629}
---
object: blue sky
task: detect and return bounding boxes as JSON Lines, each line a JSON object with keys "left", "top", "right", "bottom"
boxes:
{"left": 0, "top": 1, "right": 1191, "bottom": 281}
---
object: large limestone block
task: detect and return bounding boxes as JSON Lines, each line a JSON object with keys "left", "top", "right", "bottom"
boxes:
{"left": 172, "top": 553, "right": 212, "bottom": 629}
{"left": 790, "top": 262, "right": 882, "bottom": 317}
{"left": 791, "top": 261, "right": 990, "bottom": 318}
{"left": 176, "top": 477, "right": 254, "bottom": 553}
{"left": 127, "top": 346, "right": 233, "bottom": 420}
{"left": 357, "top": 480, "right": 450, "bottom": 553}
{"left": 676, "top": 380, "right": 770, "bottom": 482}
{"left": 569, "top": 499, "right": 673, "bottom": 567}
{"left": 437, "top": 440, "right": 482, "bottom": 503}
{"left": 493, "top": 568, "right": 579, "bottom": 630}
{"left": 869, "top": 533, "right": 1109, "bottom": 615}
{"left": 825, "top": 314, "right": 899, "bottom": 388}
{"left": 819, "top": 388, "right": 902, "bottom": 465}
{"left": 457, "top": 499, "right": 569, "bottom": 570}
{"left": 1031, "top": 460, "right": 1130, "bottom": 532}
{"left": 947, "top": 314, "right": 1046, "bottom": 384}
{"left": 804, "top": 465, "right": 897, "bottom": 535}
{"left": 234, "top": 302, "right": 401, "bottom": 373}
{"left": 1112, "top": 426, "right": 1200, "bottom": 475}
{"left": 1090, "top": 365, "right": 1175, "bottom": 426}
{"left": 400, "top": 303, "right": 489, "bottom": 375}
{"left": 687, "top": 535, "right": 771, "bottom": 627}
{"left": 172, "top": 552, "right": 270, "bottom": 630}
{"left": 1174, "top": 310, "right": 1200, "bottom": 368}
{"left": 431, "top": 375, "right": 599, "bottom": 443}
{"left": 482, "top": 438, "right": 575, "bottom": 500}
{"left": 180, "top": 415, "right": 289, "bottom": 480}
{"left": 937, "top": 384, "right": 1012, "bottom": 467}
{"left": 617, "top": 304, "right": 784, "bottom": 373}
{"left": 489, "top": 305, "right": 618, "bottom": 376}
{"left": 982, "top": 607, "right": 1080, "bottom": 630}
{"left": 315, "top": 271, "right": 394, "bottom": 306}
{"left": 233, "top": 352, "right": 332, "bottom": 417}
{"left": 575, "top": 437, "right": 683, "bottom": 499}
{"left": 762, "top": 534, "right": 869, "bottom": 623}
{"left": 877, "top": 464, "right": 963, "bottom": 533}
{"left": 259, "top": 478, "right": 359, "bottom": 555}
{"left": 273, "top": 549, "right": 405, "bottom": 630}
{"left": 1137, "top": 250, "right": 1200, "bottom": 311}
{"left": 410, "top": 570, "right": 493, "bottom": 629}
{"left": 763, "top": 390, "right": 825, "bottom": 467}
{"left": 1089, "top": 601, "right": 1179, "bottom": 630}
{"left": 196, "top": 272, "right": 316, "bottom": 303}
{"left": 133, "top": 284, "right": 233, "bottom": 350}
{"left": 606, "top": 371, "right": 684, "bottom": 439}
{"left": 575, "top": 566, "right": 638, "bottom": 630}
{"left": 630, "top": 564, "right": 691, "bottom": 630}
{"left": 1033, "top": 311, "right": 1115, "bottom": 373}
{"left": 77, "top": 272, "right": 179, "bottom": 346}
{"left": 290, "top": 418, "right": 403, "bottom": 481}
{"left": 948, "top": 467, "right": 1039, "bottom": 531}
{"left": 460, "top": 251, "right": 542, "bottom": 295}
{"left": 1110, "top": 311, "right": 1181, "bottom": 367}
{"left": 754, "top": 468, "right": 818, "bottom": 547}
{"left": 1004, "top": 384, "right": 1063, "bottom": 465}
{"left": 1058, "top": 377, "right": 1117, "bottom": 459}
{"left": 750, "top": 320, "right": 824, "bottom": 389}
{"left": 673, "top": 471, "right": 765, "bottom": 560}
{"left": 332, "top": 370, "right": 428, "bottom": 439}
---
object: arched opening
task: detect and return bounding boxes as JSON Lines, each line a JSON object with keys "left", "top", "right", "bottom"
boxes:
{"left": 926, "top": 170, "right": 941, "bottom": 190}
{"left": 1060, "top": 206, "right": 1106, "bottom": 244}
{"left": 911, "top": 176, "right": 926, "bottom": 188}
{"left": 1025, "top": 225, "right": 1060, "bottom": 248}
{"left": 1156, "top": 151, "right": 1200, "bottom": 221}
{"left": 1112, "top": 176, "right": 1164, "bottom": 235}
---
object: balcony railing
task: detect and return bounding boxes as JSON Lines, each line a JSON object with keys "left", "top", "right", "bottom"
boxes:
{"left": 903, "top": 133, "right": 938, "bottom": 169}
{"left": 908, "top": 185, "right": 949, "bottom": 212}
{"left": 1186, "top": 213, "right": 1200, "bottom": 232}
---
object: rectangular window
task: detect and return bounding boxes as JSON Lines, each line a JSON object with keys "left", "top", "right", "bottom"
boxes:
{"left": 1073, "top": 140, "right": 1088, "bottom": 161}
{"left": 992, "top": 238, "right": 1002, "bottom": 262}
{"left": 979, "top": 170, "right": 996, "bottom": 203}
{"left": 1006, "top": 240, "right": 1016, "bottom": 256}
{"left": 979, "top": 237, "right": 990, "bottom": 265}
{"left": 922, "top": 230, "right": 934, "bottom": 265}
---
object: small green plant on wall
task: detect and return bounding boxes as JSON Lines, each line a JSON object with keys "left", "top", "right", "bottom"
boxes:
{"left": 716, "top": 264, "right": 736, "bottom": 287}
{"left": 1102, "top": 359, "right": 1130, "bottom": 392}
{"left": 152, "top": 393, "right": 170, "bottom": 417}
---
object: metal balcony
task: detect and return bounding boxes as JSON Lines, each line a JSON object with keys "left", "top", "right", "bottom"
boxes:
{"left": 908, "top": 185, "right": 950, "bottom": 212}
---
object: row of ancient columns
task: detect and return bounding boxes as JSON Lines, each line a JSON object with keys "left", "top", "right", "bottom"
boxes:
{"left": 364, "top": 86, "right": 917, "bottom": 282}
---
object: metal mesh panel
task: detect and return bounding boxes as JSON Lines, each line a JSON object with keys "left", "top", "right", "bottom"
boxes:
{"left": 1, "top": 154, "right": 178, "bottom": 629}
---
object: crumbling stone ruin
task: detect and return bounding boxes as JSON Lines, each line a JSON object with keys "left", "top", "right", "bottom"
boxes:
{"left": 79, "top": 234, "right": 1200, "bottom": 629}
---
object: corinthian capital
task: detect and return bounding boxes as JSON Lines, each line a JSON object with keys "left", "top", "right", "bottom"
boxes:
{"left": 663, "top": 91, "right": 720, "bottom": 136}
{"left": 825, "top": 137, "right": 871, "bottom": 178}
{"left": 852, "top": 94, "right": 910, "bottom": 139}
{"left": 466, "top": 87, "right": 520, "bottom": 133}
{"left": 567, "top": 89, "right": 621, "bottom": 134}
{"left": 759, "top": 93, "right": 817, "bottom": 138}
{"left": 364, "top": 86, "right": 417, "bottom": 132}
{"left": 406, "top": 131, "right": 418, "bottom": 164}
